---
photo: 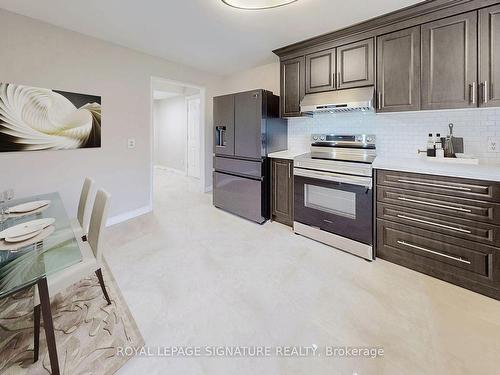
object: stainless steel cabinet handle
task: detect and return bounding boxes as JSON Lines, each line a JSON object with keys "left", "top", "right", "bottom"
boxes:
{"left": 484, "top": 81, "right": 489, "bottom": 104}
{"left": 397, "top": 197, "right": 472, "bottom": 213}
{"left": 397, "top": 240, "right": 471, "bottom": 265}
{"left": 396, "top": 214, "right": 472, "bottom": 234}
{"left": 396, "top": 179, "right": 472, "bottom": 191}
{"left": 471, "top": 82, "right": 477, "bottom": 104}
{"left": 288, "top": 163, "right": 291, "bottom": 179}
{"left": 378, "top": 92, "right": 382, "bottom": 110}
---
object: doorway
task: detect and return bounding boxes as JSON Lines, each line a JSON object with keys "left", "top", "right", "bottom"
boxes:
{"left": 150, "top": 77, "right": 206, "bottom": 206}
{"left": 186, "top": 95, "right": 201, "bottom": 179}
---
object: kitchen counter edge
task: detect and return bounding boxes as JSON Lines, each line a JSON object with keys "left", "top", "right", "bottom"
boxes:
{"left": 373, "top": 157, "right": 500, "bottom": 182}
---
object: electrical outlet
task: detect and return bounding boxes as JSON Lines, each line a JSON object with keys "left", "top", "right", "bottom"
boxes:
{"left": 488, "top": 137, "right": 498, "bottom": 152}
{"left": 127, "top": 138, "right": 136, "bottom": 149}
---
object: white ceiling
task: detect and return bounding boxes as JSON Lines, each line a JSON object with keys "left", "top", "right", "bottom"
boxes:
{"left": 0, "top": 0, "right": 422, "bottom": 76}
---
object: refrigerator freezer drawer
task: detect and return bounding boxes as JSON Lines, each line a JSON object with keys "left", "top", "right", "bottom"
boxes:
{"left": 213, "top": 156, "right": 263, "bottom": 179}
{"left": 213, "top": 171, "right": 266, "bottom": 223}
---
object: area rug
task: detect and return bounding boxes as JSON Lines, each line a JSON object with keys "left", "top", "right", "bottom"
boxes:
{"left": 0, "top": 261, "right": 144, "bottom": 374}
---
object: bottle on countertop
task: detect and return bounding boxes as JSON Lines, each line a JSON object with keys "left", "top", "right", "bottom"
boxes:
{"left": 427, "top": 133, "right": 436, "bottom": 157}
{"left": 435, "top": 133, "right": 444, "bottom": 158}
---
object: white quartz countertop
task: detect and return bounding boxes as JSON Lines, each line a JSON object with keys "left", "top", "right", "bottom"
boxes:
{"left": 373, "top": 156, "right": 500, "bottom": 182}
{"left": 268, "top": 150, "right": 306, "bottom": 160}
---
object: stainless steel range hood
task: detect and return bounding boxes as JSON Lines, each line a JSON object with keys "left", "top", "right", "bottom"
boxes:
{"left": 300, "top": 87, "right": 374, "bottom": 114}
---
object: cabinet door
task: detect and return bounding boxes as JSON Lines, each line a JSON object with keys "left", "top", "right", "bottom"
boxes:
{"left": 479, "top": 5, "right": 500, "bottom": 107}
{"left": 305, "top": 48, "right": 336, "bottom": 93}
{"left": 272, "top": 158, "right": 293, "bottom": 226}
{"left": 377, "top": 26, "right": 421, "bottom": 112}
{"left": 213, "top": 94, "right": 234, "bottom": 156}
{"left": 280, "top": 57, "right": 305, "bottom": 118}
{"left": 336, "top": 38, "right": 374, "bottom": 89}
{"left": 234, "top": 90, "right": 262, "bottom": 159}
{"left": 421, "top": 12, "right": 478, "bottom": 110}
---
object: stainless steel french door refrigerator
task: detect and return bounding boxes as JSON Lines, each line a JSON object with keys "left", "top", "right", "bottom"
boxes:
{"left": 213, "top": 90, "right": 287, "bottom": 223}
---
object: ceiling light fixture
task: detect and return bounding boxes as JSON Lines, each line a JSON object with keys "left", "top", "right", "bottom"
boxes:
{"left": 221, "top": 0, "right": 298, "bottom": 10}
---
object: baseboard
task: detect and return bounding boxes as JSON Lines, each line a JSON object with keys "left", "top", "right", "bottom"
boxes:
{"left": 106, "top": 205, "right": 152, "bottom": 227}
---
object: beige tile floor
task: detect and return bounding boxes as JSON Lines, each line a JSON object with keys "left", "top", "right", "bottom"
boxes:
{"left": 104, "top": 169, "right": 500, "bottom": 375}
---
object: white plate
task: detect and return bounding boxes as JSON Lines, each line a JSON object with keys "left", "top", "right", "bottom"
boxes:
{"left": 4, "top": 229, "right": 43, "bottom": 243}
{"left": 0, "top": 218, "right": 55, "bottom": 239}
{"left": 0, "top": 225, "right": 55, "bottom": 251}
{"left": 7, "top": 200, "right": 50, "bottom": 213}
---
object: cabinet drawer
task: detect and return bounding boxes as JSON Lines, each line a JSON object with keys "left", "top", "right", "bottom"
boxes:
{"left": 377, "top": 220, "right": 500, "bottom": 299}
{"left": 377, "top": 170, "right": 500, "bottom": 203}
{"left": 377, "top": 203, "right": 500, "bottom": 247}
{"left": 214, "top": 156, "right": 262, "bottom": 179}
{"left": 377, "top": 186, "right": 500, "bottom": 225}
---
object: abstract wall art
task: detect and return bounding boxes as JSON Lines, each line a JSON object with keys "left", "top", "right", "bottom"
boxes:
{"left": 0, "top": 83, "right": 101, "bottom": 152}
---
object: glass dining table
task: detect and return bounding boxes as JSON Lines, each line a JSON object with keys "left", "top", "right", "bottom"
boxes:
{"left": 0, "top": 192, "right": 82, "bottom": 375}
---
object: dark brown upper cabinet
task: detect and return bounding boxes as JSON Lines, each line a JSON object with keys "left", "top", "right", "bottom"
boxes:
{"left": 305, "top": 48, "right": 336, "bottom": 93}
{"left": 377, "top": 26, "right": 421, "bottom": 112}
{"left": 480, "top": 4, "right": 500, "bottom": 107}
{"left": 280, "top": 56, "right": 305, "bottom": 118}
{"left": 421, "top": 12, "right": 478, "bottom": 110}
{"left": 336, "top": 38, "right": 374, "bottom": 89}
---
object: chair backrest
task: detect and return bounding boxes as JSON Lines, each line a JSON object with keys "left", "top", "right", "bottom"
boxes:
{"left": 88, "top": 189, "right": 111, "bottom": 264}
{"left": 77, "top": 177, "right": 95, "bottom": 231}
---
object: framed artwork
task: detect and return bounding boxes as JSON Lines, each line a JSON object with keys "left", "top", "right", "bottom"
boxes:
{"left": 0, "top": 83, "right": 101, "bottom": 152}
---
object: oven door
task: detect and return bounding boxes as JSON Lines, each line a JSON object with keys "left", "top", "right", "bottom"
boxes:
{"left": 294, "top": 168, "right": 373, "bottom": 245}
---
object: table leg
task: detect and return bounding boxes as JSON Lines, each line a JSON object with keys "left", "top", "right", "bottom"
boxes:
{"left": 37, "top": 277, "right": 60, "bottom": 375}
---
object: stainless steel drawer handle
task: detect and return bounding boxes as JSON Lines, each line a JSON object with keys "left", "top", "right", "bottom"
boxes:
{"left": 396, "top": 214, "right": 472, "bottom": 234}
{"left": 396, "top": 179, "right": 472, "bottom": 192}
{"left": 397, "top": 197, "right": 472, "bottom": 213}
{"left": 397, "top": 240, "right": 471, "bottom": 265}
{"left": 484, "top": 81, "right": 489, "bottom": 104}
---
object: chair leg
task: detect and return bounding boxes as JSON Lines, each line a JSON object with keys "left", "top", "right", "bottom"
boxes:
{"left": 95, "top": 268, "right": 111, "bottom": 305}
{"left": 33, "top": 304, "right": 40, "bottom": 362}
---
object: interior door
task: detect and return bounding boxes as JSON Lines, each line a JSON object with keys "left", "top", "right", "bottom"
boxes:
{"left": 421, "top": 12, "right": 478, "bottom": 110}
{"left": 336, "top": 38, "right": 374, "bottom": 89}
{"left": 234, "top": 90, "right": 262, "bottom": 159}
{"left": 187, "top": 96, "right": 201, "bottom": 178}
{"left": 480, "top": 4, "right": 500, "bottom": 107}
{"left": 305, "top": 48, "right": 336, "bottom": 93}
{"left": 377, "top": 26, "right": 421, "bottom": 112}
{"left": 213, "top": 94, "right": 234, "bottom": 156}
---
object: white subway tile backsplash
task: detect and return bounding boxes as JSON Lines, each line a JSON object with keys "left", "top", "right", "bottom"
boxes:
{"left": 286, "top": 108, "right": 500, "bottom": 163}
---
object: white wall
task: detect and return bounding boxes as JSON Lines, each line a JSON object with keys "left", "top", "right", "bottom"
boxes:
{"left": 154, "top": 96, "right": 187, "bottom": 172}
{"left": 0, "top": 9, "right": 220, "bottom": 219}
{"left": 216, "top": 62, "right": 280, "bottom": 96}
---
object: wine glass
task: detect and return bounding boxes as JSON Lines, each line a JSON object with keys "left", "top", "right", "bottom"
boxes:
{"left": 5, "top": 189, "right": 14, "bottom": 202}
{"left": 0, "top": 193, "right": 6, "bottom": 224}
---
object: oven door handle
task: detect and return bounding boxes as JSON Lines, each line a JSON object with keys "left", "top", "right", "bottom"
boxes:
{"left": 294, "top": 168, "right": 373, "bottom": 189}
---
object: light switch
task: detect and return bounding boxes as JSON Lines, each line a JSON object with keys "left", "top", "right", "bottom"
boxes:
{"left": 127, "top": 138, "right": 136, "bottom": 149}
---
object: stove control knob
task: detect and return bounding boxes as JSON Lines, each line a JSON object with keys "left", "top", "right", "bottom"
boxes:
{"left": 320, "top": 135, "right": 326, "bottom": 141}
{"left": 366, "top": 137, "right": 373, "bottom": 143}
{"left": 313, "top": 136, "right": 318, "bottom": 141}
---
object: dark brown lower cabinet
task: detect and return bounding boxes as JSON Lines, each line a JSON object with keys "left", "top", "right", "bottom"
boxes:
{"left": 376, "top": 169, "right": 500, "bottom": 300}
{"left": 271, "top": 158, "right": 293, "bottom": 226}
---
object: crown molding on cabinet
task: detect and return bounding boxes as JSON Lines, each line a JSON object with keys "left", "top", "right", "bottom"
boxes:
{"left": 273, "top": 0, "right": 498, "bottom": 60}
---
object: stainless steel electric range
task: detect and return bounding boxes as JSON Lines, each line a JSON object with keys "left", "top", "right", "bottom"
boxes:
{"left": 293, "top": 134, "right": 376, "bottom": 260}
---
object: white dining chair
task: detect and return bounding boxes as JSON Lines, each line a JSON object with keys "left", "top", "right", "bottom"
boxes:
{"left": 70, "top": 177, "right": 94, "bottom": 241}
{"left": 33, "top": 189, "right": 111, "bottom": 362}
